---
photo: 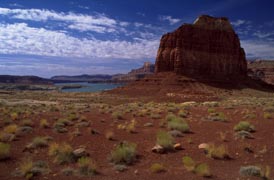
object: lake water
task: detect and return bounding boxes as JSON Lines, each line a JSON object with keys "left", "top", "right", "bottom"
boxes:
{"left": 55, "top": 82, "right": 125, "bottom": 93}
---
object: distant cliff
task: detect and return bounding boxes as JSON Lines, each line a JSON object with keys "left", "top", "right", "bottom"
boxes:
{"left": 111, "top": 62, "right": 154, "bottom": 82}
{"left": 51, "top": 74, "right": 113, "bottom": 83}
{"left": 0, "top": 75, "right": 52, "bottom": 85}
{"left": 248, "top": 60, "right": 274, "bottom": 85}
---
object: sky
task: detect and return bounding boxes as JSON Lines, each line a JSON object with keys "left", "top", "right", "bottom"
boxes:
{"left": 0, "top": 0, "right": 273, "bottom": 78}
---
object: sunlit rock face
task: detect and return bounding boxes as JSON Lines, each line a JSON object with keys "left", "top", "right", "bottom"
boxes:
{"left": 155, "top": 15, "right": 247, "bottom": 78}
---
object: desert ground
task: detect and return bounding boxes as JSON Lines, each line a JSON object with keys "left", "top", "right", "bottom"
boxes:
{"left": 0, "top": 79, "right": 274, "bottom": 180}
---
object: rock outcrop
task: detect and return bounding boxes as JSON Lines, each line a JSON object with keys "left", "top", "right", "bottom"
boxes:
{"left": 155, "top": 15, "right": 247, "bottom": 79}
{"left": 248, "top": 60, "right": 274, "bottom": 85}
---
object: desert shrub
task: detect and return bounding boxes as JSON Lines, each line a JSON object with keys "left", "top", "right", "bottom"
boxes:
{"left": 10, "top": 112, "right": 18, "bottom": 121}
{"left": 48, "top": 142, "right": 74, "bottom": 164}
{"left": 4, "top": 124, "right": 18, "bottom": 134}
{"left": 112, "top": 111, "right": 123, "bottom": 120}
{"left": 28, "top": 137, "right": 49, "bottom": 149}
{"left": 182, "top": 156, "right": 196, "bottom": 171}
{"left": 263, "top": 107, "right": 274, "bottom": 113}
{"left": 21, "top": 119, "right": 33, "bottom": 127}
{"left": 156, "top": 131, "right": 174, "bottom": 150}
{"left": 150, "top": 163, "right": 166, "bottom": 173}
{"left": 195, "top": 163, "right": 211, "bottom": 177}
{"left": 126, "top": 119, "right": 136, "bottom": 133}
{"left": 208, "top": 112, "right": 227, "bottom": 122}
{"left": 0, "top": 142, "right": 10, "bottom": 160}
{"left": 105, "top": 131, "right": 114, "bottom": 140}
{"left": 207, "top": 108, "right": 215, "bottom": 113}
{"left": 151, "top": 113, "right": 161, "bottom": 119}
{"left": 165, "top": 113, "right": 177, "bottom": 121}
{"left": 17, "top": 159, "right": 49, "bottom": 179}
{"left": 234, "top": 121, "right": 255, "bottom": 132}
{"left": 235, "top": 130, "right": 254, "bottom": 139}
{"left": 264, "top": 112, "right": 272, "bottom": 119}
{"left": 57, "top": 118, "right": 73, "bottom": 126}
{"left": 53, "top": 122, "right": 68, "bottom": 133}
{"left": 182, "top": 156, "right": 211, "bottom": 177}
{"left": 168, "top": 118, "right": 190, "bottom": 133}
{"left": 240, "top": 165, "right": 271, "bottom": 179}
{"left": 40, "top": 119, "right": 50, "bottom": 128}
{"left": 205, "top": 143, "right": 230, "bottom": 159}
{"left": 178, "top": 110, "right": 188, "bottom": 118}
{"left": 61, "top": 167, "right": 75, "bottom": 176}
{"left": 77, "top": 157, "right": 97, "bottom": 176}
{"left": 110, "top": 141, "right": 137, "bottom": 165}
{"left": 0, "top": 132, "right": 15, "bottom": 142}
{"left": 113, "top": 164, "right": 128, "bottom": 172}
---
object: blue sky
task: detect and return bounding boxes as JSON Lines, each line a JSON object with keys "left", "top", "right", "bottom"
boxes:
{"left": 0, "top": 0, "right": 273, "bottom": 77}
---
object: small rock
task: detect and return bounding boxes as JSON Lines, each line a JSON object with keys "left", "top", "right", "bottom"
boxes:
{"left": 144, "top": 123, "right": 153, "bottom": 127}
{"left": 134, "top": 169, "right": 139, "bottom": 175}
{"left": 152, "top": 145, "right": 164, "bottom": 154}
{"left": 198, "top": 143, "right": 209, "bottom": 150}
{"left": 173, "top": 143, "right": 182, "bottom": 150}
{"left": 73, "top": 148, "right": 88, "bottom": 158}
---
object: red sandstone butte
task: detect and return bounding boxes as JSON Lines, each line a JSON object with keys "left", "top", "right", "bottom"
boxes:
{"left": 155, "top": 15, "right": 247, "bottom": 78}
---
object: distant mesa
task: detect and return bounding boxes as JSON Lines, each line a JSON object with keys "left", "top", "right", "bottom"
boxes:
{"left": 155, "top": 15, "right": 247, "bottom": 79}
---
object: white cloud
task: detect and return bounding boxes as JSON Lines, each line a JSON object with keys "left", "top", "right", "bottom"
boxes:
{"left": 0, "top": 23, "right": 159, "bottom": 60}
{"left": 241, "top": 40, "right": 274, "bottom": 59}
{"left": 253, "top": 31, "right": 274, "bottom": 38}
{"left": 231, "top": 19, "right": 246, "bottom": 27}
{"left": 159, "top": 15, "right": 181, "bottom": 25}
{"left": 0, "top": 7, "right": 118, "bottom": 33}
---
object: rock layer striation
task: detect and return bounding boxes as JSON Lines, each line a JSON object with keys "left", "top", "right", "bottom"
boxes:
{"left": 155, "top": 15, "right": 247, "bottom": 78}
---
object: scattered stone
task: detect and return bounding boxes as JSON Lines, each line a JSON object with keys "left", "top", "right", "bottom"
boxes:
{"left": 173, "top": 143, "right": 182, "bottom": 150}
{"left": 91, "top": 129, "right": 100, "bottom": 135}
{"left": 76, "top": 122, "right": 90, "bottom": 127}
{"left": 235, "top": 130, "right": 254, "bottom": 139}
{"left": 73, "top": 148, "right": 88, "bottom": 158}
{"left": 198, "top": 143, "right": 209, "bottom": 150}
{"left": 152, "top": 145, "right": 165, "bottom": 154}
{"left": 144, "top": 122, "right": 153, "bottom": 127}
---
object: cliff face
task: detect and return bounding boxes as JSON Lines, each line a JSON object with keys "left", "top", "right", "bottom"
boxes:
{"left": 248, "top": 60, "right": 274, "bottom": 85}
{"left": 112, "top": 62, "right": 154, "bottom": 82}
{"left": 155, "top": 15, "right": 247, "bottom": 78}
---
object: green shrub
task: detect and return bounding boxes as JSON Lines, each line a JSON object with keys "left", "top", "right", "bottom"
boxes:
{"left": 21, "top": 119, "right": 34, "bottom": 127}
{"left": 165, "top": 113, "right": 176, "bottom": 121}
{"left": 182, "top": 156, "right": 211, "bottom": 177}
{"left": 205, "top": 143, "right": 230, "bottom": 159}
{"left": 61, "top": 167, "right": 75, "bottom": 176}
{"left": 77, "top": 157, "right": 97, "bottom": 176}
{"left": 48, "top": 143, "right": 74, "bottom": 164}
{"left": 168, "top": 118, "right": 190, "bottom": 133}
{"left": 110, "top": 142, "right": 137, "bottom": 165}
{"left": 239, "top": 165, "right": 270, "bottom": 179}
{"left": 0, "top": 142, "right": 10, "bottom": 160}
{"left": 3, "top": 124, "right": 18, "bottom": 134}
{"left": 234, "top": 121, "right": 255, "bottom": 132}
{"left": 156, "top": 131, "right": 174, "bottom": 150}
{"left": 28, "top": 137, "right": 49, "bottom": 149}
{"left": 195, "top": 163, "right": 211, "bottom": 177}
{"left": 112, "top": 112, "right": 123, "bottom": 120}
{"left": 17, "top": 159, "right": 50, "bottom": 179}
{"left": 40, "top": 119, "right": 50, "bottom": 128}
{"left": 182, "top": 156, "right": 195, "bottom": 171}
{"left": 178, "top": 110, "right": 188, "bottom": 118}
{"left": 264, "top": 112, "right": 272, "bottom": 119}
{"left": 150, "top": 163, "right": 166, "bottom": 173}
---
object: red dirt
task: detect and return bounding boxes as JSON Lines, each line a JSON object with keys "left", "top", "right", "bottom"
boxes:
{"left": 0, "top": 89, "right": 274, "bottom": 180}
